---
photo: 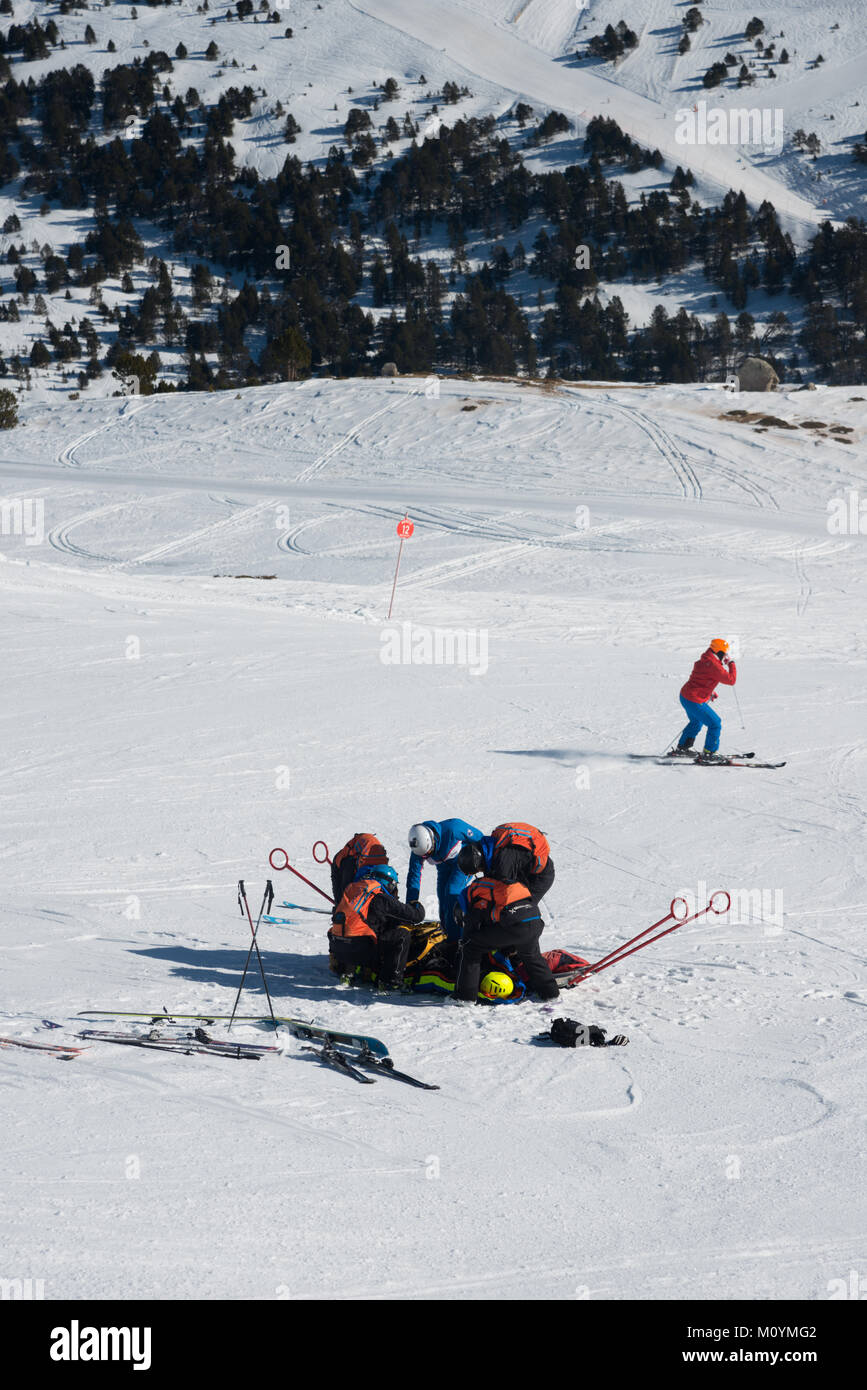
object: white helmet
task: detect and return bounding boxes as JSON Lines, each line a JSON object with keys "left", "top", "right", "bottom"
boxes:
{"left": 408, "top": 823, "right": 435, "bottom": 857}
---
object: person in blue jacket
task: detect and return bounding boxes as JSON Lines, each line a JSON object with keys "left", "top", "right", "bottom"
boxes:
{"left": 406, "top": 819, "right": 483, "bottom": 941}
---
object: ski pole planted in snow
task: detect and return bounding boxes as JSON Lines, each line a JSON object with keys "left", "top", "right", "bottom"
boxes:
{"left": 387, "top": 513, "right": 414, "bottom": 620}
{"left": 230, "top": 880, "right": 277, "bottom": 1031}
{"left": 269, "top": 847, "right": 334, "bottom": 903}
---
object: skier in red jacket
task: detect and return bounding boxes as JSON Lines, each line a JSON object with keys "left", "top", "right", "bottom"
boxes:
{"left": 668, "top": 639, "right": 737, "bottom": 762}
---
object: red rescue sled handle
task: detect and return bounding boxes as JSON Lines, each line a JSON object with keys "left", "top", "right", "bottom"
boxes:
{"left": 579, "top": 891, "right": 731, "bottom": 979}
{"left": 268, "top": 847, "right": 334, "bottom": 904}
{"left": 312, "top": 841, "right": 331, "bottom": 865}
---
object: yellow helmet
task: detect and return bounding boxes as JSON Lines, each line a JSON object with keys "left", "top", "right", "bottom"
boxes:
{"left": 709, "top": 638, "right": 729, "bottom": 654}
{"left": 480, "top": 971, "right": 514, "bottom": 1000}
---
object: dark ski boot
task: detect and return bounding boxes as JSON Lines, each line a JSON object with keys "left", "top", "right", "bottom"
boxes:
{"left": 666, "top": 739, "right": 695, "bottom": 758}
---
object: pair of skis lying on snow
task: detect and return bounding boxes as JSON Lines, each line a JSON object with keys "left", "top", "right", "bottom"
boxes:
{"left": 1, "top": 1015, "right": 433, "bottom": 1086}
{"left": 73, "top": 1015, "right": 438, "bottom": 1089}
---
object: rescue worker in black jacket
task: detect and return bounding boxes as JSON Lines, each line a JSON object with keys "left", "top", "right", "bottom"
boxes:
{"left": 329, "top": 832, "right": 388, "bottom": 903}
{"left": 452, "top": 876, "right": 560, "bottom": 1004}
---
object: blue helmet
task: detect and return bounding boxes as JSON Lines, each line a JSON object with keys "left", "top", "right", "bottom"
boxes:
{"left": 368, "top": 864, "right": 399, "bottom": 895}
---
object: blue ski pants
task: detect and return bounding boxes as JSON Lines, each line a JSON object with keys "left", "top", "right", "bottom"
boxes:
{"left": 679, "top": 694, "right": 722, "bottom": 753}
{"left": 437, "top": 861, "right": 474, "bottom": 942}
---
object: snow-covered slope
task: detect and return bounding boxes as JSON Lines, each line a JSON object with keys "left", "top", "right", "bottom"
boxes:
{"left": 1, "top": 375, "right": 866, "bottom": 1299}
{"left": 350, "top": 0, "right": 840, "bottom": 238}
{"left": 426, "top": 0, "right": 867, "bottom": 223}
{"left": 10, "top": 0, "right": 856, "bottom": 229}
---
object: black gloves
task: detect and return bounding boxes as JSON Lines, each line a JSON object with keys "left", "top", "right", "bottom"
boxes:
{"left": 546, "top": 1018, "right": 629, "bottom": 1047}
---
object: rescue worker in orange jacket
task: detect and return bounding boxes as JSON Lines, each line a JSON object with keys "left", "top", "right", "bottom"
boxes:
{"left": 457, "top": 822, "right": 555, "bottom": 905}
{"left": 328, "top": 863, "right": 425, "bottom": 988}
{"left": 330, "top": 832, "right": 388, "bottom": 904}
{"left": 452, "top": 876, "right": 560, "bottom": 1004}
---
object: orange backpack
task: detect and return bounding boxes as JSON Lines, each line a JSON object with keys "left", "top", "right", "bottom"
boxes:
{"left": 467, "top": 878, "right": 533, "bottom": 924}
{"left": 333, "top": 833, "right": 387, "bottom": 874}
{"left": 330, "top": 878, "right": 383, "bottom": 939}
{"left": 491, "top": 823, "right": 550, "bottom": 874}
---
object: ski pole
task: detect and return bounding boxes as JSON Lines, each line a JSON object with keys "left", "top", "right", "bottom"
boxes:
{"left": 580, "top": 892, "right": 731, "bottom": 978}
{"left": 230, "top": 881, "right": 277, "bottom": 1031}
{"left": 231, "top": 880, "right": 275, "bottom": 1027}
{"left": 269, "top": 847, "right": 334, "bottom": 903}
{"left": 230, "top": 878, "right": 273, "bottom": 1023}
{"left": 248, "top": 880, "right": 276, "bottom": 1023}
{"left": 732, "top": 685, "right": 746, "bottom": 731}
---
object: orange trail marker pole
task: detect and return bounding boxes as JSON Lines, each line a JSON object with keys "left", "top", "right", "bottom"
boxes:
{"left": 387, "top": 513, "right": 414, "bottom": 620}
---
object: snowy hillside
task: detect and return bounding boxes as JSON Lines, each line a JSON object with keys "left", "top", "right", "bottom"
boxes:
{"left": 2, "top": 374, "right": 866, "bottom": 1302}
{"left": 352, "top": 0, "right": 861, "bottom": 226}
{"left": 0, "top": 0, "right": 864, "bottom": 398}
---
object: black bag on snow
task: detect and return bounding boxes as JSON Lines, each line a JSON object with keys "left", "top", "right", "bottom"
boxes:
{"left": 547, "top": 1018, "right": 628, "bottom": 1047}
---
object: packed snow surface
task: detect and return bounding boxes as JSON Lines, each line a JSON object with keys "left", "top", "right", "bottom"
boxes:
{"left": 1, "top": 375, "right": 866, "bottom": 1299}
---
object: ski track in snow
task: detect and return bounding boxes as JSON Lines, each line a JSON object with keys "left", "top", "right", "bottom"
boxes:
{"left": 56, "top": 397, "right": 152, "bottom": 469}
{"left": 293, "top": 386, "right": 423, "bottom": 485}
{"left": 48, "top": 499, "right": 138, "bottom": 563}
{"left": 116, "top": 495, "right": 283, "bottom": 569}
{"left": 598, "top": 394, "right": 702, "bottom": 500}
{"left": 272, "top": 386, "right": 793, "bottom": 591}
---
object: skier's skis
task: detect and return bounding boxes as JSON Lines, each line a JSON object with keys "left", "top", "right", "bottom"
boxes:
{"left": 192, "top": 1028, "right": 279, "bottom": 1056}
{"left": 631, "top": 751, "right": 754, "bottom": 765}
{"left": 648, "top": 749, "right": 755, "bottom": 760}
{"left": 302, "top": 1039, "right": 375, "bottom": 1084}
{"left": 77, "top": 1029, "right": 261, "bottom": 1060}
{"left": 696, "top": 757, "right": 785, "bottom": 769}
{"left": 190, "top": 1029, "right": 434, "bottom": 1086}
{"left": 352, "top": 1045, "right": 439, "bottom": 1090}
{"left": 77, "top": 1011, "right": 391, "bottom": 1058}
{"left": 695, "top": 751, "right": 755, "bottom": 760}
{"left": 279, "top": 902, "right": 331, "bottom": 915}
{"left": 0, "top": 1035, "right": 86, "bottom": 1058}
{"left": 84, "top": 1023, "right": 278, "bottom": 1057}
{"left": 656, "top": 753, "right": 783, "bottom": 768}
{"left": 285, "top": 1020, "right": 389, "bottom": 1058}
